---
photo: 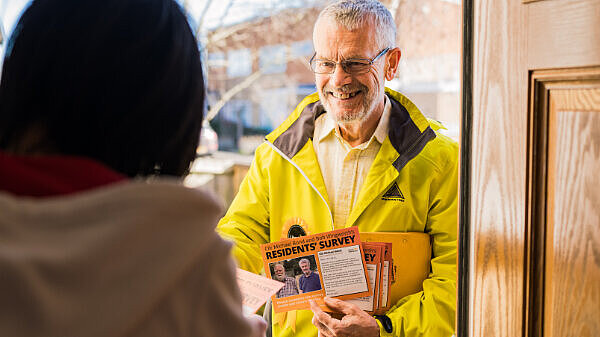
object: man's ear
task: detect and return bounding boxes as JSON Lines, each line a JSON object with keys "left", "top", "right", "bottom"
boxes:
{"left": 384, "top": 47, "right": 401, "bottom": 81}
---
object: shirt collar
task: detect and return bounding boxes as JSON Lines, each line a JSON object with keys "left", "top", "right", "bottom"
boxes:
{"left": 372, "top": 95, "right": 391, "bottom": 144}
{"left": 314, "top": 109, "right": 336, "bottom": 144}
{"left": 315, "top": 95, "right": 390, "bottom": 146}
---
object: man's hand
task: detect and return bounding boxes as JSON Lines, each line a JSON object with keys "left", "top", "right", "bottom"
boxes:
{"left": 310, "top": 297, "right": 380, "bottom": 337}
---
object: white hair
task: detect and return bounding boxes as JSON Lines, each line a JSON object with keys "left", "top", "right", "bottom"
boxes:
{"left": 299, "top": 258, "right": 310, "bottom": 266}
{"left": 316, "top": 0, "right": 396, "bottom": 50}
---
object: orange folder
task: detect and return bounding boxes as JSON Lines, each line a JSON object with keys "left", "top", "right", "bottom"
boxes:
{"left": 359, "top": 232, "right": 431, "bottom": 306}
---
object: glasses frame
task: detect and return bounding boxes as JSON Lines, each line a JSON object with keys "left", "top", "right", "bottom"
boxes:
{"left": 309, "top": 47, "right": 391, "bottom": 75}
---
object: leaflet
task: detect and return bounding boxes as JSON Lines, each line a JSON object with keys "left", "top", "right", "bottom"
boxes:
{"left": 346, "top": 242, "right": 383, "bottom": 314}
{"left": 261, "top": 226, "right": 371, "bottom": 313}
{"left": 236, "top": 268, "right": 284, "bottom": 315}
{"left": 375, "top": 242, "right": 393, "bottom": 315}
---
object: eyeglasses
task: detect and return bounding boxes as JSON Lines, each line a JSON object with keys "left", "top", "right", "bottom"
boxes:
{"left": 309, "top": 47, "right": 390, "bottom": 74}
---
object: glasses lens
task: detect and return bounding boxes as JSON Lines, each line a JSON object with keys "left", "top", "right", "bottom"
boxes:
{"left": 310, "top": 58, "right": 372, "bottom": 74}
{"left": 342, "top": 60, "right": 370, "bottom": 74}
{"left": 311, "top": 59, "right": 335, "bottom": 74}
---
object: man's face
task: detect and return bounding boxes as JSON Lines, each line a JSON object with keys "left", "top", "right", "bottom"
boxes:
{"left": 299, "top": 261, "right": 311, "bottom": 276}
{"left": 274, "top": 265, "right": 286, "bottom": 281}
{"left": 312, "top": 17, "right": 388, "bottom": 126}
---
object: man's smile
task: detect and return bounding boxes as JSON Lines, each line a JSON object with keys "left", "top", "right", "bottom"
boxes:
{"left": 330, "top": 90, "right": 361, "bottom": 99}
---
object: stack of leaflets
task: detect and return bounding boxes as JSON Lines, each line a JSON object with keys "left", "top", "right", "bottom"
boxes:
{"left": 259, "top": 227, "right": 432, "bottom": 314}
{"left": 346, "top": 241, "right": 393, "bottom": 314}
{"left": 237, "top": 228, "right": 431, "bottom": 316}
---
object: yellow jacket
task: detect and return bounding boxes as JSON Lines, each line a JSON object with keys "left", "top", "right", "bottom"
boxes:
{"left": 218, "top": 88, "right": 457, "bottom": 337}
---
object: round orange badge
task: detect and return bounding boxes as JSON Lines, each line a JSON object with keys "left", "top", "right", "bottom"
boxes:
{"left": 281, "top": 217, "right": 310, "bottom": 239}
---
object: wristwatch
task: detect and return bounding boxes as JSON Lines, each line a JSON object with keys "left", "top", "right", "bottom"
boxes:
{"left": 374, "top": 315, "right": 393, "bottom": 333}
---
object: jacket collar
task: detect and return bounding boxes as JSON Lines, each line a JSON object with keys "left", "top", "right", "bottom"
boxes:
{"left": 266, "top": 87, "right": 436, "bottom": 172}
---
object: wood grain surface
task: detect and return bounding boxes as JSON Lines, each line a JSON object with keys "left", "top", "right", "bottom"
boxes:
{"left": 527, "top": 0, "right": 600, "bottom": 70}
{"left": 469, "top": 0, "right": 527, "bottom": 336}
{"left": 544, "top": 88, "right": 600, "bottom": 337}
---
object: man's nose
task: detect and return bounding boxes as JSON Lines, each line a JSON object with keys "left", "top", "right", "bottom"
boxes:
{"left": 330, "top": 63, "right": 352, "bottom": 87}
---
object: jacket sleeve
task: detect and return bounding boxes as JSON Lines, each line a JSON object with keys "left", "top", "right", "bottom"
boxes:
{"left": 217, "top": 145, "right": 271, "bottom": 274}
{"left": 381, "top": 142, "right": 458, "bottom": 337}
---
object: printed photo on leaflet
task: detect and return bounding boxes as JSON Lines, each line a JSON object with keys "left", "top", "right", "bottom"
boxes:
{"left": 261, "top": 227, "right": 371, "bottom": 313}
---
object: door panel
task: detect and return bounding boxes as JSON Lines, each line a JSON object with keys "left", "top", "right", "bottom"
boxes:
{"left": 527, "top": 0, "right": 600, "bottom": 69}
{"left": 545, "top": 86, "right": 600, "bottom": 337}
{"left": 526, "top": 68, "right": 600, "bottom": 337}
{"left": 468, "top": 0, "right": 600, "bottom": 336}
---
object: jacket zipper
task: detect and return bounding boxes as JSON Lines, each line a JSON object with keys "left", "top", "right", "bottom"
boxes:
{"left": 266, "top": 141, "right": 335, "bottom": 231}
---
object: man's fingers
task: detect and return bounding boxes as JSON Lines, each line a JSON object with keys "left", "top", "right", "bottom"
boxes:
{"left": 313, "top": 317, "right": 334, "bottom": 337}
{"left": 313, "top": 298, "right": 380, "bottom": 337}
{"left": 310, "top": 300, "right": 337, "bottom": 336}
{"left": 323, "top": 297, "right": 362, "bottom": 316}
{"left": 309, "top": 299, "right": 325, "bottom": 319}
{"left": 310, "top": 300, "right": 333, "bottom": 325}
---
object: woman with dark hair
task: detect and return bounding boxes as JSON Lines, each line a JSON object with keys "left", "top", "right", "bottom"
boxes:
{"left": 0, "top": 0, "right": 266, "bottom": 336}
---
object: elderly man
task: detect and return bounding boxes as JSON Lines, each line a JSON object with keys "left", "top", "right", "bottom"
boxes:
{"left": 298, "top": 259, "right": 322, "bottom": 293}
{"left": 218, "top": 0, "right": 457, "bottom": 336}
{"left": 273, "top": 263, "right": 300, "bottom": 298}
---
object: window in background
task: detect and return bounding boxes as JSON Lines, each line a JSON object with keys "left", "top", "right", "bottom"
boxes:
{"left": 259, "top": 44, "right": 287, "bottom": 74}
{"left": 259, "top": 87, "right": 291, "bottom": 129}
{"left": 208, "top": 52, "right": 226, "bottom": 68}
{"left": 227, "top": 48, "right": 252, "bottom": 78}
{"left": 290, "top": 40, "right": 313, "bottom": 59}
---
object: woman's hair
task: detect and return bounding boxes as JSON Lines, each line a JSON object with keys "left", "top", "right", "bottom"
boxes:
{"left": 0, "top": 0, "right": 205, "bottom": 177}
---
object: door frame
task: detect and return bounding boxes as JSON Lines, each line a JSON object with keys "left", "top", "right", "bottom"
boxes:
{"left": 457, "top": 0, "right": 473, "bottom": 336}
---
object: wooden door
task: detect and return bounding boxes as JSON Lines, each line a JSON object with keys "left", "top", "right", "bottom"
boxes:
{"left": 464, "top": 0, "right": 600, "bottom": 336}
